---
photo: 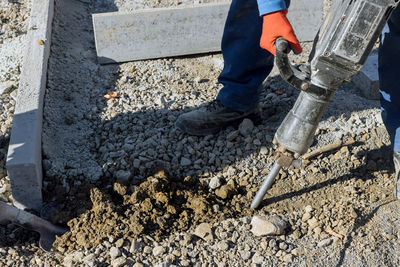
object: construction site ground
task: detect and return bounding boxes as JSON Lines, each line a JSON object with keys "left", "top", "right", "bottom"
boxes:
{"left": 1, "top": 0, "right": 400, "bottom": 266}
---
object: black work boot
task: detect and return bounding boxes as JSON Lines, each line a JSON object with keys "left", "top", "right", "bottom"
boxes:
{"left": 175, "top": 100, "right": 262, "bottom": 136}
{"left": 394, "top": 152, "right": 400, "bottom": 200}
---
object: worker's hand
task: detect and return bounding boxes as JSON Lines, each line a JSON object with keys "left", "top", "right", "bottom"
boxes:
{"left": 260, "top": 10, "right": 302, "bottom": 56}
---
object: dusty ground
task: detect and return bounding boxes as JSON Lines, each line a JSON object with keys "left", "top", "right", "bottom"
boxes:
{"left": 0, "top": 0, "right": 30, "bottom": 201}
{"left": 52, "top": 170, "right": 243, "bottom": 252}
{"left": 1, "top": 0, "right": 400, "bottom": 266}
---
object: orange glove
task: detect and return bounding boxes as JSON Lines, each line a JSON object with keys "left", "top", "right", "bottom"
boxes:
{"left": 260, "top": 10, "right": 302, "bottom": 55}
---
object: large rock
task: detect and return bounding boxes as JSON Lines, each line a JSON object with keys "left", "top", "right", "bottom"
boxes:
{"left": 250, "top": 215, "right": 288, "bottom": 236}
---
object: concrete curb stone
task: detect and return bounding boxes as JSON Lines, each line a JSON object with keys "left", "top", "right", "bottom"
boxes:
{"left": 6, "top": 0, "right": 55, "bottom": 211}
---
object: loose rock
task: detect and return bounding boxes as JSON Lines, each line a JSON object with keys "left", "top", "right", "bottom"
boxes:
{"left": 180, "top": 157, "right": 192, "bottom": 166}
{"left": 240, "top": 250, "right": 252, "bottom": 260}
{"left": 282, "top": 254, "right": 294, "bottom": 263}
{"left": 226, "top": 130, "right": 239, "bottom": 141}
{"left": 215, "top": 181, "right": 237, "bottom": 199}
{"left": 115, "top": 170, "right": 131, "bottom": 182}
{"left": 129, "top": 239, "right": 143, "bottom": 253}
{"left": 111, "top": 257, "right": 127, "bottom": 267}
{"left": 251, "top": 215, "right": 289, "bottom": 236}
{"left": 239, "top": 119, "right": 254, "bottom": 136}
{"left": 209, "top": 177, "right": 221, "bottom": 190}
{"left": 109, "top": 247, "right": 121, "bottom": 259}
{"left": 153, "top": 246, "right": 166, "bottom": 257}
{"left": 217, "top": 241, "right": 229, "bottom": 251}
{"left": 317, "top": 238, "right": 333, "bottom": 248}
{"left": 194, "top": 223, "right": 214, "bottom": 242}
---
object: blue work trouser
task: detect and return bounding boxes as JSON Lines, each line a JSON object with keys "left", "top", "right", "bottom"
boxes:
{"left": 216, "top": 0, "right": 274, "bottom": 112}
{"left": 218, "top": 0, "right": 400, "bottom": 152}
{"left": 379, "top": 6, "right": 400, "bottom": 152}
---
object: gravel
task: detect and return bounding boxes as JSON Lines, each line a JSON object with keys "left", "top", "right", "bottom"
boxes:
{"left": 0, "top": 0, "right": 31, "bottom": 207}
{"left": 1, "top": 0, "right": 400, "bottom": 266}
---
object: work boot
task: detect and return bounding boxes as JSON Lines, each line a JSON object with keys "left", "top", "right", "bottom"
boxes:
{"left": 175, "top": 100, "right": 261, "bottom": 136}
{"left": 394, "top": 152, "right": 400, "bottom": 200}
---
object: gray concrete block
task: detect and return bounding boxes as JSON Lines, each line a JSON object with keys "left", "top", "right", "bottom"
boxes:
{"left": 6, "top": 0, "right": 54, "bottom": 211}
{"left": 351, "top": 52, "right": 380, "bottom": 100}
{"left": 93, "top": 3, "right": 229, "bottom": 64}
{"left": 93, "top": 0, "right": 323, "bottom": 64}
{"left": 287, "top": 0, "right": 324, "bottom": 41}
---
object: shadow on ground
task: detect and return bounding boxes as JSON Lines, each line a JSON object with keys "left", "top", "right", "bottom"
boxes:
{"left": 3, "top": 0, "right": 393, "bottom": 262}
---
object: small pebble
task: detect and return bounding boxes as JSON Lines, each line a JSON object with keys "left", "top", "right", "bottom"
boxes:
{"left": 153, "top": 246, "right": 166, "bottom": 257}
{"left": 109, "top": 247, "right": 121, "bottom": 259}
{"left": 239, "top": 119, "right": 254, "bottom": 136}
{"left": 180, "top": 157, "right": 192, "bottom": 166}
{"left": 111, "top": 256, "right": 127, "bottom": 267}
{"left": 317, "top": 238, "right": 333, "bottom": 248}
{"left": 209, "top": 177, "right": 221, "bottom": 189}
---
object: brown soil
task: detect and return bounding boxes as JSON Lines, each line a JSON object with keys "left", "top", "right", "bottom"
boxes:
{"left": 53, "top": 170, "right": 246, "bottom": 253}
{"left": 50, "top": 133, "right": 397, "bottom": 256}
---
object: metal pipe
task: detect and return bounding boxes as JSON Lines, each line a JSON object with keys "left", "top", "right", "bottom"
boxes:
{"left": 250, "top": 162, "right": 282, "bottom": 209}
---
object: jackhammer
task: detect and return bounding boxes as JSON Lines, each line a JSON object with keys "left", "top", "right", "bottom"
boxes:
{"left": 251, "top": 0, "right": 400, "bottom": 209}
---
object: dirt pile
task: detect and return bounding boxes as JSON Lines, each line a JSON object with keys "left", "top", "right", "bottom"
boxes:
{"left": 53, "top": 170, "right": 243, "bottom": 252}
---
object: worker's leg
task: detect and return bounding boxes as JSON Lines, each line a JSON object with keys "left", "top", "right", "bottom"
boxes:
{"left": 216, "top": 0, "right": 274, "bottom": 112}
{"left": 176, "top": 0, "right": 274, "bottom": 135}
{"left": 379, "top": 6, "right": 400, "bottom": 198}
{"left": 379, "top": 6, "right": 400, "bottom": 152}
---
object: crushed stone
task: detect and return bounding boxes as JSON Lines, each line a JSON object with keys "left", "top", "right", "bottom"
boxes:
{"left": 1, "top": 0, "right": 400, "bottom": 266}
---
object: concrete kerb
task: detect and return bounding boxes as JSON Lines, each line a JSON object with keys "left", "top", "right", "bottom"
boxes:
{"left": 6, "top": 0, "right": 55, "bottom": 211}
{"left": 93, "top": 0, "right": 324, "bottom": 64}
{"left": 351, "top": 51, "right": 380, "bottom": 100}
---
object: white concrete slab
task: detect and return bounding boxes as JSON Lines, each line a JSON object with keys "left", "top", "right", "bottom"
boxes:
{"left": 6, "top": 0, "right": 54, "bottom": 211}
{"left": 351, "top": 52, "right": 380, "bottom": 100}
{"left": 93, "top": 1, "right": 323, "bottom": 64}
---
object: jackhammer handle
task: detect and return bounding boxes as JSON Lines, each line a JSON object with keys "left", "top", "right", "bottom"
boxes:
{"left": 275, "top": 37, "right": 305, "bottom": 89}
